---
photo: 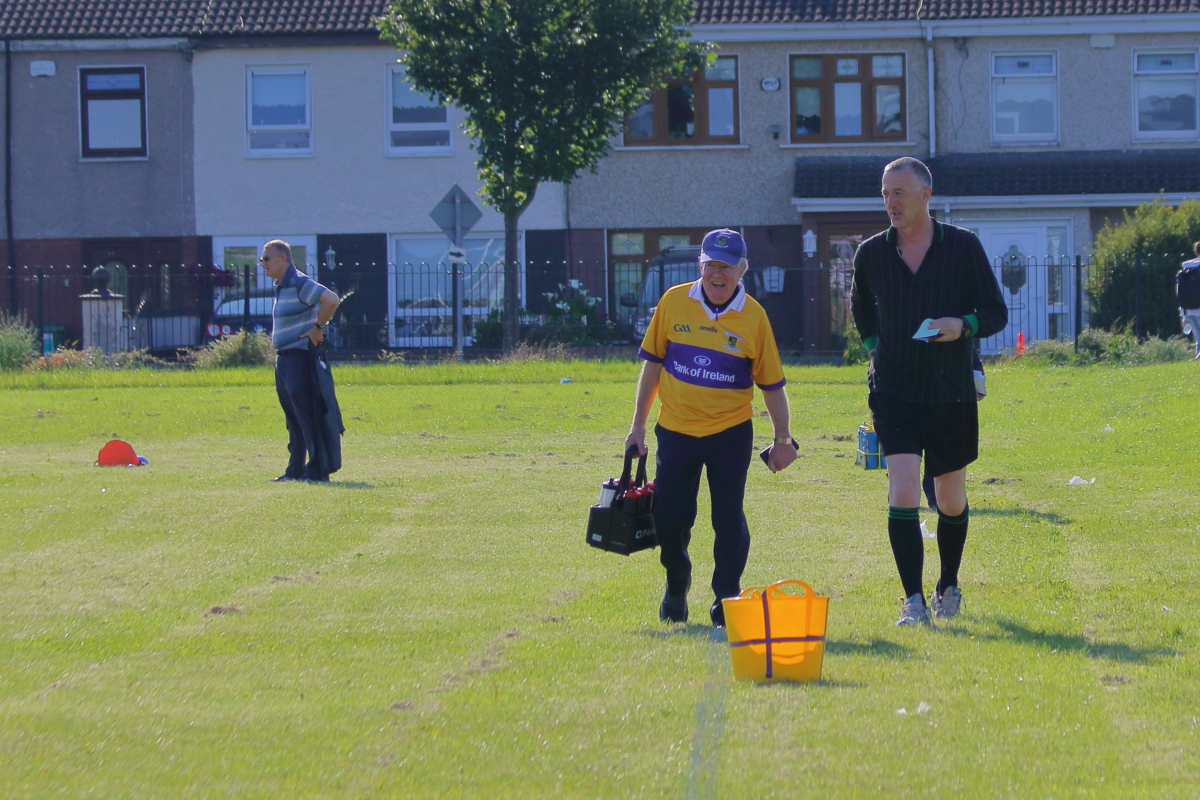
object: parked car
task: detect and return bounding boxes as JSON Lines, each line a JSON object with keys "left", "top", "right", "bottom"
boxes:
{"left": 202, "top": 287, "right": 274, "bottom": 344}
{"left": 631, "top": 244, "right": 769, "bottom": 336}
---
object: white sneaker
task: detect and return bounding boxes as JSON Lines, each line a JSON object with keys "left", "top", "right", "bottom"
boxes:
{"left": 895, "top": 593, "right": 932, "bottom": 626}
{"left": 931, "top": 585, "right": 962, "bottom": 619}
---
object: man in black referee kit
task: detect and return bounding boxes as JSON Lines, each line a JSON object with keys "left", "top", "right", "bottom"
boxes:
{"left": 850, "top": 157, "right": 1007, "bottom": 626}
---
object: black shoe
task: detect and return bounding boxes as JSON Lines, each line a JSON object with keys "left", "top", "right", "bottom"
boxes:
{"left": 659, "top": 586, "right": 688, "bottom": 623}
{"left": 709, "top": 599, "right": 726, "bottom": 628}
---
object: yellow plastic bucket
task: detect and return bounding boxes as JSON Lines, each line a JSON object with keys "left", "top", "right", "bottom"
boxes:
{"left": 721, "top": 580, "right": 828, "bottom": 682}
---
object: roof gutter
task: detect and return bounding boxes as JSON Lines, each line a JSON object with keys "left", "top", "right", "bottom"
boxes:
{"left": 793, "top": 192, "right": 1200, "bottom": 213}
{"left": 9, "top": 38, "right": 190, "bottom": 52}
{"left": 694, "top": 13, "right": 1200, "bottom": 41}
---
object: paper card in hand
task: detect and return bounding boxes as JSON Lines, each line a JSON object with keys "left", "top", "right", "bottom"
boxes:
{"left": 912, "top": 318, "right": 940, "bottom": 341}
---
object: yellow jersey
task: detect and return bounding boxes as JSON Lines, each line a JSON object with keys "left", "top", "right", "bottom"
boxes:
{"left": 638, "top": 281, "right": 786, "bottom": 437}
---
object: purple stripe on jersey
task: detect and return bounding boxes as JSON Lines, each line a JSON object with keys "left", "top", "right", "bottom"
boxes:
{"left": 756, "top": 378, "right": 787, "bottom": 391}
{"left": 663, "top": 341, "right": 752, "bottom": 390}
{"left": 638, "top": 347, "right": 664, "bottom": 363}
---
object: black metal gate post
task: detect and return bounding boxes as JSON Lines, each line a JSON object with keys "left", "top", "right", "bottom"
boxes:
{"left": 1134, "top": 254, "right": 1142, "bottom": 339}
{"left": 243, "top": 263, "right": 251, "bottom": 331}
{"left": 1080, "top": 255, "right": 1089, "bottom": 352}
{"left": 36, "top": 267, "right": 44, "bottom": 353}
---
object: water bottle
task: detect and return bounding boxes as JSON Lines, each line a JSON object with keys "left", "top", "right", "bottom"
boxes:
{"left": 599, "top": 478, "right": 619, "bottom": 506}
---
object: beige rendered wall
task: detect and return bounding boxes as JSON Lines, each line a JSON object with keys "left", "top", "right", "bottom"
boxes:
{"left": 935, "top": 32, "right": 1200, "bottom": 153}
{"left": 192, "top": 44, "right": 564, "bottom": 238}
{"left": 568, "top": 37, "right": 931, "bottom": 230}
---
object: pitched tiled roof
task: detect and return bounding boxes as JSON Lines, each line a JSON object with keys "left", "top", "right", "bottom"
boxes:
{"left": 794, "top": 150, "right": 1200, "bottom": 198}
{"left": 0, "top": 1, "right": 390, "bottom": 39}
{"left": 4, "top": 0, "right": 1200, "bottom": 39}
{"left": 693, "top": 0, "right": 1200, "bottom": 24}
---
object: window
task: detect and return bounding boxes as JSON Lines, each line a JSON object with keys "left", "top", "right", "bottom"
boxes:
{"left": 1133, "top": 50, "right": 1199, "bottom": 140}
{"left": 789, "top": 54, "right": 905, "bottom": 143}
{"left": 388, "top": 64, "right": 452, "bottom": 156}
{"left": 624, "top": 57, "right": 739, "bottom": 146}
{"left": 246, "top": 66, "right": 312, "bottom": 156}
{"left": 992, "top": 53, "right": 1058, "bottom": 143}
{"left": 80, "top": 67, "right": 147, "bottom": 159}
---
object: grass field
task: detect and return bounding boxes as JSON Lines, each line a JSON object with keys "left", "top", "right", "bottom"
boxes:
{"left": 2, "top": 359, "right": 1198, "bottom": 798}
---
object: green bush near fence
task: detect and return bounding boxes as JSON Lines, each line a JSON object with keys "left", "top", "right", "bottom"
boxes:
{"left": 1025, "top": 324, "right": 1193, "bottom": 365}
{"left": 1089, "top": 198, "right": 1200, "bottom": 337}
{"left": 0, "top": 312, "right": 38, "bottom": 370}
{"left": 183, "top": 330, "right": 276, "bottom": 368}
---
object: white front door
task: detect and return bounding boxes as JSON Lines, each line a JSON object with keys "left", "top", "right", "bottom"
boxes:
{"left": 965, "top": 222, "right": 1074, "bottom": 354}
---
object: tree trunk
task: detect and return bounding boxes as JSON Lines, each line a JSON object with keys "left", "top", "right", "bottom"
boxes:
{"left": 502, "top": 204, "right": 520, "bottom": 354}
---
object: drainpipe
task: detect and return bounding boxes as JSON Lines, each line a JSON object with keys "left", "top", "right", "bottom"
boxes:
{"left": 5, "top": 38, "right": 17, "bottom": 311}
{"left": 925, "top": 24, "right": 936, "bottom": 158}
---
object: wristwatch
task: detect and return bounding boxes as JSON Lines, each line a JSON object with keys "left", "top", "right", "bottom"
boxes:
{"left": 315, "top": 323, "right": 324, "bottom": 330}
{"left": 959, "top": 318, "right": 972, "bottom": 337}
{"left": 773, "top": 436, "right": 792, "bottom": 444}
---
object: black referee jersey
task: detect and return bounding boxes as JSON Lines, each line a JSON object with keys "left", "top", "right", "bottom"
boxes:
{"left": 851, "top": 220, "right": 1007, "bottom": 405}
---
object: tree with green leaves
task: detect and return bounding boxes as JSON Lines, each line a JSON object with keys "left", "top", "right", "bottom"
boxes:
{"left": 1090, "top": 199, "right": 1200, "bottom": 338}
{"left": 377, "top": 0, "right": 702, "bottom": 352}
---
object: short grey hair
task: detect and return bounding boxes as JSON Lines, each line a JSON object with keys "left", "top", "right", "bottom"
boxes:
{"left": 264, "top": 239, "right": 291, "bottom": 259}
{"left": 883, "top": 157, "right": 932, "bottom": 190}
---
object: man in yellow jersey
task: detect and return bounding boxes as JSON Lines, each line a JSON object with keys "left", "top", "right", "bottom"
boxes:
{"left": 626, "top": 229, "right": 796, "bottom": 627}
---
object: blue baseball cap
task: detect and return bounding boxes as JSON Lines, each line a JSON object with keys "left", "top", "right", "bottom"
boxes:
{"left": 700, "top": 229, "right": 747, "bottom": 265}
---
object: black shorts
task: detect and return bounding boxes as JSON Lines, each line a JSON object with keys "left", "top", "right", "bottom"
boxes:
{"left": 868, "top": 392, "right": 979, "bottom": 477}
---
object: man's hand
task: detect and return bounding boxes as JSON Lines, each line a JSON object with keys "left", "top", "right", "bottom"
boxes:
{"left": 625, "top": 424, "right": 647, "bottom": 457}
{"left": 929, "top": 317, "right": 964, "bottom": 342}
{"left": 302, "top": 325, "right": 325, "bottom": 345}
{"left": 767, "top": 441, "right": 797, "bottom": 473}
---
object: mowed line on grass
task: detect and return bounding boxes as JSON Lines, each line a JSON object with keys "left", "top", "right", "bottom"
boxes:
{"left": 1, "top": 361, "right": 1198, "bottom": 797}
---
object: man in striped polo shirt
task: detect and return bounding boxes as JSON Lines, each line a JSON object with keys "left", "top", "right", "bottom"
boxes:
{"left": 261, "top": 239, "right": 341, "bottom": 483}
{"left": 627, "top": 229, "right": 796, "bottom": 628}
{"left": 850, "top": 158, "right": 1007, "bottom": 626}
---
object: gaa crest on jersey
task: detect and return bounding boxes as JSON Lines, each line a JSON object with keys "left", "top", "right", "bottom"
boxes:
{"left": 723, "top": 332, "right": 742, "bottom": 353}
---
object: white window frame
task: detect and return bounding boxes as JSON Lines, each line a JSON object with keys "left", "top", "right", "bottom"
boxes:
{"left": 990, "top": 51, "right": 1059, "bottom": 145}
{"left": 245, "top": 65, "right": 313, "bottom": 158}
{"left": 385, "top": 64, "right": 453, "bottom": 157}
{"left": 387, "top": 232, "right": 522, "bottom": 348}
{"left": 1132, "top": 48, "right": 1200, "bottom": 142}
{"left": 211, "top": 235, "right": 320, "bottom": 299}
{"left": 78, "top": 64, "right": 148, "bottom": 161}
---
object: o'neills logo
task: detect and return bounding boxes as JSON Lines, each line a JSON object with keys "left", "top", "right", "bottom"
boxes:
{"left": 635, "top": 528, "right": 654, "bottom": 539}
{"left": 672, "top": 359, "right": 735, "bottom": 383}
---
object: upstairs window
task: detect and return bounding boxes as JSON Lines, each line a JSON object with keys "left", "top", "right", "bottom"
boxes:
{"left": 80, "top": 67, "right": 147, "bottom": 159}
{"left": 246, "top": 66, "right": 312, "bottom": 157}
{"left": 789, "top": 54, "right": 905, "bottom": 143}
{"left": 1134, "top": 50, "right": 1198, "bottom": 140}
{"left": 624, "top": 56, "right": 739, "bottom": 146}
{"left": 992, "top": 53, "right": 1058, "bottom": 143}
{"left": 388, "top": 65, "right": 452, "bottom": 156}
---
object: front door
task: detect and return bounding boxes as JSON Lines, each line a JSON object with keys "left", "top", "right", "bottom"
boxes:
{"left": 969, "top": 222, "right": 1074, "bottom": 355}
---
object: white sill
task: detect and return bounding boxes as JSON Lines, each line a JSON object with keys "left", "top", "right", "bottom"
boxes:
{"left": 1133, "top": 135, "right": 1200, "bottom": 142}
{"left": 245, "top": 150, "right": 314, "bottom": 158}
{"left": 385, "top": 150, "right": 455, "bottom": 158}
{"left": 80, "top": 155, "right": 149, "bottom": 162}
{"left": 614, "top": 144, "right": 749, "bottom": 151}
{"left": 991, "top": 140, "right": 1060, "bottom": 147}
{"left": 779, "top": 141, "right": 916, "bottom": 149}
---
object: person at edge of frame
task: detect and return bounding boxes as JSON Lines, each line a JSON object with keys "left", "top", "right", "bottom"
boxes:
{"left": 850, "top": 157, "right": 1008, "bottom": 627}
{"left": 625, "top": 228, "right": 797, "bottom": 629}
{"left": 1178, "top": 241, "right": 1200, "bottom": 360}
{"left": 261, "top": 239, "right": 341, "bottom": 483}
{"left": 924, "top": 342, "right": 986, "bottom": 511}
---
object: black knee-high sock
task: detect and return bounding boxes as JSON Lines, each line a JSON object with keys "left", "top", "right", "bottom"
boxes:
{"left": 887, "top": 507, "right": 923, "bottom": 600}
{"left": 936, "top": 505, "right": 969, "bottom": 593}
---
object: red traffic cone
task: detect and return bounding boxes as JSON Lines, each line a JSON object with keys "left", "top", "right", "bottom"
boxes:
{"left": 1016, "top": 331, "right": 1026, "bottom": 355}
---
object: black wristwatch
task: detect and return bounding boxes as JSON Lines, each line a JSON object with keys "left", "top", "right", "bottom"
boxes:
{"left": 959, "top": 318, "right": 972, "bottom": 337}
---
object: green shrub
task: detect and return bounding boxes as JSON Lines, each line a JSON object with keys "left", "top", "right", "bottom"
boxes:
{"left": 0, "top": 312, "right": 38, "bottom": 370}
{"left": 184, "top": 331, "right": 276, "bottom": 368}
{"left": 1025, "top": 324, "right": 1193, "bottom": 365}
{"left": 1089, "top": 199, "right": 1200, "bottom": 337}
{"left": 843, "top": 325, "right": 868, "bottom": 365}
